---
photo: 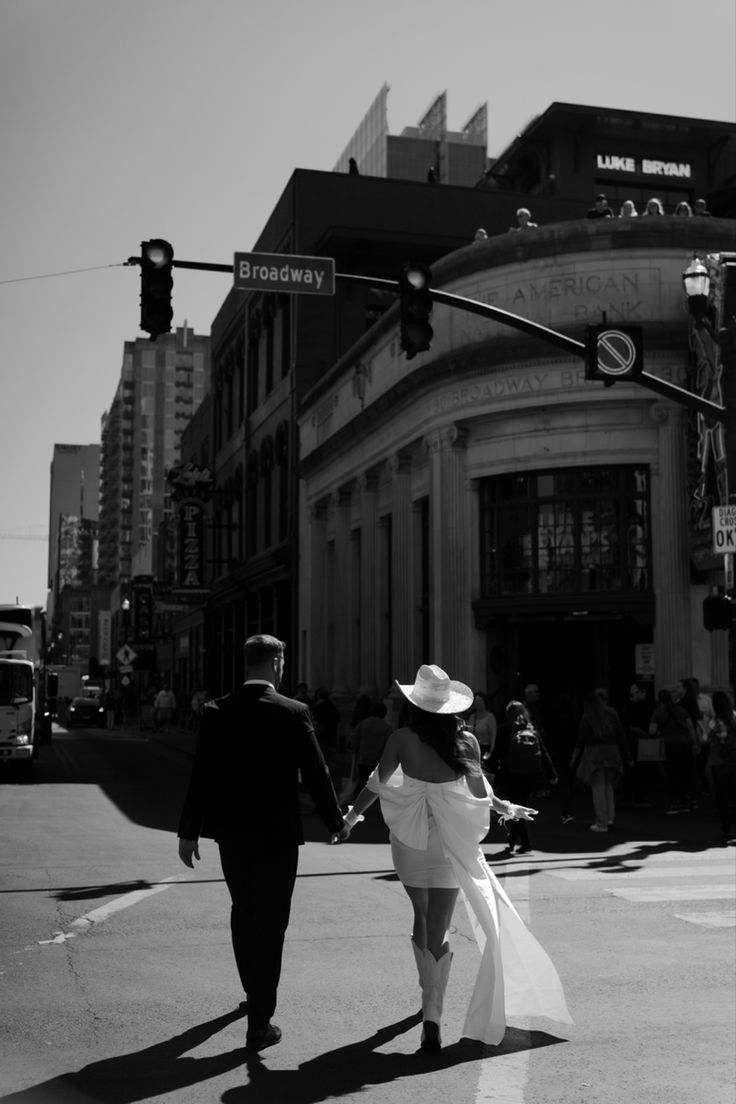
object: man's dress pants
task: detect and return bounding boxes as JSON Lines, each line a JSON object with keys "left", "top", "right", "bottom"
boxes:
{"left": 218, "top": 838, "right": 299, "bottom": 1028}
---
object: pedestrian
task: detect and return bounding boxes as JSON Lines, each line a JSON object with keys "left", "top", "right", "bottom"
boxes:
{"left": 466, "top": 690, "right": 497, "bottom": 767}
{"left": 674, "top": 201, "right": 693, "bottom": 216}
{"left": 685, "top": 676, "right": 714, "bottom": 795}
{"left": 153, "top": 685, "right": 176, "bottom": 733}
{"left": 586, "top": 193, "right": 614, "bottom": 219}
{"left": 573, "top": 690, "right": 632, "bottom": 832}
{"left": 706, "top": 691, "right": 736, "bottom": 843}
{"left": 490, "top": 700, "right": 557, "bottom": 855}
{"left": 510, "top": 207, "right": 538, "bottom": 230}
{"left": 643, "top": 197, "right": 665, "bottom": 216}
{"left": 189, "top": 686, "right": 207, "bottom": 732}
{"left": 102, "top": 687, "right": 118, "bottom": 730}
{"left": 473, "top": 227, "right": 489, "bottom": 242}
{"left": 618, "top": 199, "right": 638, "bottom": 217}
{"left": 674, "top": 679, "right": 704, "bottom": 807}
{"left": 313, "top": 686, "right": 340, "bottom": 758}
{"left": 648, "top": 689, "right": 698, "bottom": 815}
{"left": 352, "top": 700, "right": 392, "bottom": 792}
{"left": 523, "top": 682, "right": 545, "bottom": 734}
{"left": 177, "top": 635, "right": 347, "bottom": 1052}
{"left": 693, "top": 197, "right": 712, "bottom": 217}
{"left": 337, "top": 664, "right": 572, "bottom": 1049}
{"left": 624, "top": 682, "right": 653, "bottom": 807}
{"left": 293, "top": 682, "right": 314, "bottom": 710}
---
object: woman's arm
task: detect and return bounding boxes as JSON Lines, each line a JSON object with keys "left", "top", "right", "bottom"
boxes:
{"left": 463, "top": 730, "right": 488, "bottom": 799}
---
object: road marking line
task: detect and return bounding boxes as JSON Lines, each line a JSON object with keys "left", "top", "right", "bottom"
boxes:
{"left": 475, "top": 872, "right": 532, "bottom": 1104}
{"left": 608, "top": 884, "right": 735, "bottom": 903}
{"left": 673, "top": 909, "right": 736, "bottom": 928}
{"left": 37, "top": 874, "right": 185, "bottom": 945}
{"left": 551, "top": 864, "right": 735, "bottom": 881}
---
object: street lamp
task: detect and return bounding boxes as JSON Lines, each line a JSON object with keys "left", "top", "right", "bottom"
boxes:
{"left": 682, "top": 254, "right": 711, "bottom": 323}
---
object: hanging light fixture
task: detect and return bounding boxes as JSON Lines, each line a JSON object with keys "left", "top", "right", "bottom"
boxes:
{"left": 682, "top": 254, "right": 711, "bottom": 319}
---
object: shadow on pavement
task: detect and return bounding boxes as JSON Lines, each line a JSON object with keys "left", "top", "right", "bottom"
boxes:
{"left": 0, "top": 1007, "right": 249, "bottom": 1104}
{"left": 0, "top": 1005, "right": 566, "bottom": 1104}
{"left": 222, "top": 1015, "right": 566, "bottom": 1104}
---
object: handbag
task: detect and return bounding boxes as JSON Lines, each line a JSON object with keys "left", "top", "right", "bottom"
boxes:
{"left": 637, "top": 736, "right": 665, "bottom": 762}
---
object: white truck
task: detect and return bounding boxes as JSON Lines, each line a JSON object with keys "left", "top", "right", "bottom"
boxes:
{"left": 0, "top": 605, "right": 50, "bottom": 778}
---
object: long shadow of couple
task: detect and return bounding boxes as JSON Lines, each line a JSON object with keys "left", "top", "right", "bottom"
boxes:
{"left": 0, "top": 1005, "right": 565, "bottom": 1104}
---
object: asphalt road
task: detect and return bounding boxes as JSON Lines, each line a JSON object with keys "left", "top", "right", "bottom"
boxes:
{"left": 0, "top": 726, "right": 734, "bottom": 1104}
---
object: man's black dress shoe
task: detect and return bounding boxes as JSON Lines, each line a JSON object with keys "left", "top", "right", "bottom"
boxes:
{"left": 245, "top": 1023, "right": 282, "bottom": 1051}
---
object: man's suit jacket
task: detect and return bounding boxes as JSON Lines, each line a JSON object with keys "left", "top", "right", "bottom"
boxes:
{"left": 177, "top": 682, "right": 345, "bottom": 844}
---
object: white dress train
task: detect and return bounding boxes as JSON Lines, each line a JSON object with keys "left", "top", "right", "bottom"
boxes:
{"left": 366, "top": 767, "right": 573, "bottom": 1045}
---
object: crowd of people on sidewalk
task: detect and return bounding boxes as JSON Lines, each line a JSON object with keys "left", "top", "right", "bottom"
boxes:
{"left": 296, "top": 674, "right": 735, "bottom": 850}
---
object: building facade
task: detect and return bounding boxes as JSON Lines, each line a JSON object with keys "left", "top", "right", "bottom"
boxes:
{"left": 299, "top": 217, "right": 735, "bottom": 722}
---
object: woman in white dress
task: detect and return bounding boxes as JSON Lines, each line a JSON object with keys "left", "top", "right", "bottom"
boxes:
{"left": 337, "top": 664, "right": 572, "bottom": 1051}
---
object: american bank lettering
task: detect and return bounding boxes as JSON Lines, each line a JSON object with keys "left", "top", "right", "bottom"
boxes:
{"left": 479, "top": 272, "right": 640, "bottom": 306}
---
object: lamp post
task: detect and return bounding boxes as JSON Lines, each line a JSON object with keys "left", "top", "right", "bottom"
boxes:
{"left": 683, "top": 253, "right": 736, "bottom": 506}
{"left": 683, "top": 253, "right": 736, "bottom": 678}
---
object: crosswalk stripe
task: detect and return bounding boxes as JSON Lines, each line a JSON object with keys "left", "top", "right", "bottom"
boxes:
{"left": 551, "top": 863, "right": 735, "bottom": 882}
{"left": 673, "top": 910, "right": 736, "bottom": 928}
{"left": 608, "top": 884, "right": 735, "bottom": 903}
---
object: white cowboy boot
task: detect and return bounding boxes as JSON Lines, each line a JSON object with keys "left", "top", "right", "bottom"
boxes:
{"left": 415, "top": 944, "right": 453, "bottom": 1051}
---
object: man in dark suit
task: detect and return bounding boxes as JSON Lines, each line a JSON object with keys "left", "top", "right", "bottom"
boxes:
{"left": 178, "top": 634, "right": 347, "bottom": 1052}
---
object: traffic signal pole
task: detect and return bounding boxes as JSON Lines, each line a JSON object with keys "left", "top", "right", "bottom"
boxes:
{"left": 125, "top": 256, "right": 726, "bottom": 423}
{"left": 336, "top": 271, "right": 727, "bottom": 424}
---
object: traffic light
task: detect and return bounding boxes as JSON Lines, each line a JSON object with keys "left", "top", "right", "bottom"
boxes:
{"left": 398, "top": 263, "right": 433, "bottom": 359}
{"left": 140, "top": 239, "right": 174, "bottom": 339}
{"left": 703, "top": 594, "right": 733, "bottom": 631}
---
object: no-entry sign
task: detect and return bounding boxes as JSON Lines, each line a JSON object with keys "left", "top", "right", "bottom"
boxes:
{"left": 234, "top": 251, "right": 335, "bottom": 296}
{"left": 712, "top": 504, "right": 736, "bottom": 552}
{"left": 584, "top": 325, "right": 643, "bottom": 381}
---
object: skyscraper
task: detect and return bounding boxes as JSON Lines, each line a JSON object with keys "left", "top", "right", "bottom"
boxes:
{"left": 98, "top": 324, "right": 210, "bottom": 587}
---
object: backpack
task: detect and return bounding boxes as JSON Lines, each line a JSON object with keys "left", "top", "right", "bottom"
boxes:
{"left": 507, "top": 725, "right": 544, "bottom": 776}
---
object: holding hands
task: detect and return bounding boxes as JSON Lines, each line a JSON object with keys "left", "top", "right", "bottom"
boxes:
{"left": 331, "top": 805, "right": 364, "bottom": 844}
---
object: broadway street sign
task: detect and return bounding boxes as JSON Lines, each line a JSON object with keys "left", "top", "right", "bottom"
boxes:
{"left": 234, "top": 251, "right": 335, "bottom": 296}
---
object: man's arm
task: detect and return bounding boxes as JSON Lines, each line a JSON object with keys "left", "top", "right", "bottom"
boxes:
{"left": 294, "top": 706, "right": 345, "bottom": 834}
{"left": 177, "top": 699, "right": 218, "bottom": 841}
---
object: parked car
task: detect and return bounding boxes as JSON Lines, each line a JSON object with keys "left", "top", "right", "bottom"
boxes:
{"left": 66, "top": 696, "right": 107, "bottom": 728}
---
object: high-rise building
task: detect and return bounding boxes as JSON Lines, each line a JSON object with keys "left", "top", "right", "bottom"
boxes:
{"left": 333, "top": 84, "right": 488, "bottom": 186}
{"left": 47, "top": 444, "right": 100, "bottom": 608}
{"left": 98, "top": 325, "right": 210, "bottom": 588}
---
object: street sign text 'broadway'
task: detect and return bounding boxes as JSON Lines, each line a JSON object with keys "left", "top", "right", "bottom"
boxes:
{"left": 234, "top": 252, "right": 335, "bottom": 296}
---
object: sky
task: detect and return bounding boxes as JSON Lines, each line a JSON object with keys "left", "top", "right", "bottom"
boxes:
{"left": 1, "top": 0, "right": 734, "bottom": 609}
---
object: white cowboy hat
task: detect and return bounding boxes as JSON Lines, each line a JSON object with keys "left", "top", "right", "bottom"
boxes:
{"left": 396, "top": 664, "right": 474, "bottom": 715}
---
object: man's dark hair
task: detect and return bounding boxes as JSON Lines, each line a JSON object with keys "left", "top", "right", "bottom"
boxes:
{"left": 244, "top": 634, "right": 285, "bottom": 667}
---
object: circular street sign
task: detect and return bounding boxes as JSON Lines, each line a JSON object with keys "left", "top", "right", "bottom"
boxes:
{"left": 596, "top": 329, "right": 637, "bottom": 376}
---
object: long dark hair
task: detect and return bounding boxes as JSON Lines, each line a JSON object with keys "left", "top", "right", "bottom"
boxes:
{"left": 712, "top": 690, "right": 736, "bottom": 729}
{"left": 408, "top": 704, "right": 480, "bottom": 777}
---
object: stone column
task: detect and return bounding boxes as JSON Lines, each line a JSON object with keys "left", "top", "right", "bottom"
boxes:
{"left": 649, "top": 403, "right": 692, "bottom": 686}
{"left": 330, "top": 485, "right": 353, "bottom": 697}
{"left": 357, "top": 470, "right": 380, "bottom": 697}
{"left": 388, "top": 450, "right": 413, "bottom": 682}
{"left": 308, "top": 499, "right": 328, "bottom": 689}
{"left": 424, "top": 423, "right": 471, "bottom": 677}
